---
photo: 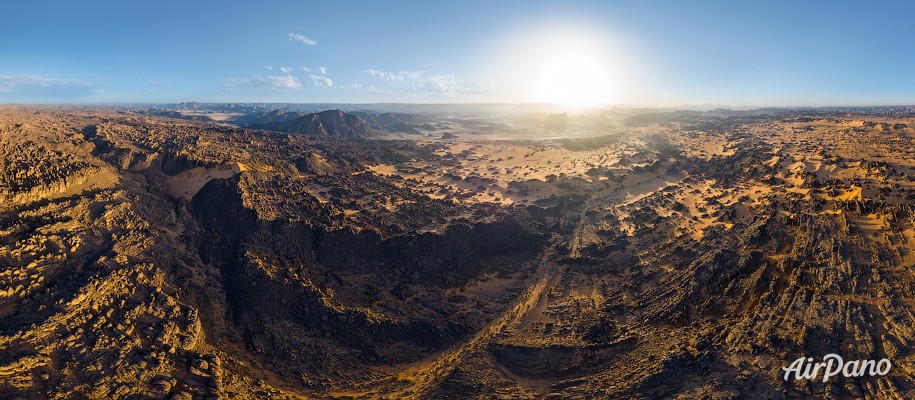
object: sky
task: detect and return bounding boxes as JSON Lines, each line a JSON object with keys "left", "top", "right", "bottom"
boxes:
{"left": 2, "top": 1, "right": 914, "bottom": 106}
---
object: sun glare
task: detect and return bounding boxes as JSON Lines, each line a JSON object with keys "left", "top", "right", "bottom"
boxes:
{"left": 532, "top": 50, "right": 616, "bottom": 109}
{"left": 488, "top": 22, "right": 625, "bottom": 109}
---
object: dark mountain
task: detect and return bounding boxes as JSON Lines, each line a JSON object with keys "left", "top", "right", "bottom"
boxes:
{"left": 248, "top": 110, "right": 310, "bottom": 125}
{"left": 350, "top": 112, "right": 429, "bottom": 134}
{"left": 248, "top": 110, "right": 381, "bottom": 138}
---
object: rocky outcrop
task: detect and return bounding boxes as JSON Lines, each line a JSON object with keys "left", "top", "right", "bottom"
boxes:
{"left": 6, "top": 105, "right": 915, "bottom": 399}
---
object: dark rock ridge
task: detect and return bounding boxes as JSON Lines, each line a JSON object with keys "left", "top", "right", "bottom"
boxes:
{"left": 350, "top": 111, "right": 428, "bottom": 134}
{"left": 248, "top": 110, "right": 381, "bottom": 138}
{"left": 248, "top": 109, "right": 310, "bottom": 125}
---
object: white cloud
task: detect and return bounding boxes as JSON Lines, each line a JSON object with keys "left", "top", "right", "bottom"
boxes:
{"left": 364, "top": 69, "right": 423, "bottom": 82}
{"left": 224, "top": 74, "right": 303, "bottom": 90}
{"left": 288, "top": 33, "right": 317, "bottom": 46}
{"left": 339, "top": 83, "right": 362, "bottom": 90}
{"left": 410, "top": 75, "right": 487, "bottom": 97}
{"left": 302, "top": 66, "right": 328, "bottom": 74}
{"left": 309, "top": 75, "right": 333, "bottom": 88}
{"left": 0, "top": 75, "right": 102, "bottom": 97}
{"left": 368, "top": 85, "right": 391, "bottom": 95}
{"left": 279, "top": 66, "right": 293, "bottom": 73}
{"left": 264, "top": 65, "right": 274, "bottom": 71}
{"left": 359, "top": 69, "right": 486, "bottom": 97}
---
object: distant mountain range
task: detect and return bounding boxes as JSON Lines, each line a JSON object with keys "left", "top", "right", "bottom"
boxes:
{"left": 348, "top": 112, "right": 431, "bottom": 134}
{"left": 247, "top": 110, "right": 381, "bottom": 138}
{"left": 242, "top": 108, "right": 438, "bottom": 137}
{"left": 246, "top": 109, "right": 310, "bottom": 125}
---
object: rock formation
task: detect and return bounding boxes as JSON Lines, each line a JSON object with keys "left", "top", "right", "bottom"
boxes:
{"left": 2, "top": 105, "right": 915, "bottom": 399}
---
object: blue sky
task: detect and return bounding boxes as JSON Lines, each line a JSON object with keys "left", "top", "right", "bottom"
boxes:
{"left": 1, "top": 1, "right": 914, "bottom": 106}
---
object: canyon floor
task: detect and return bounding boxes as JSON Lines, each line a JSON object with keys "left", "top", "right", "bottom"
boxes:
{"left": 3, "top": 105, "right": 915, "bottom": 399}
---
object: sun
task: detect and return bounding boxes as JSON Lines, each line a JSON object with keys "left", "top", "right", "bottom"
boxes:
{"left": 487, "top": 21, "right": 628, "bottom": 108}
{"left": 531, "top": 50, "right": 616, "bottom": 109}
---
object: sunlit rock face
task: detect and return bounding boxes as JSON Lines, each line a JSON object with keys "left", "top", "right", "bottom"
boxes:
{"left": 3, "top": 105, "right": 915, "bottom": 398}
